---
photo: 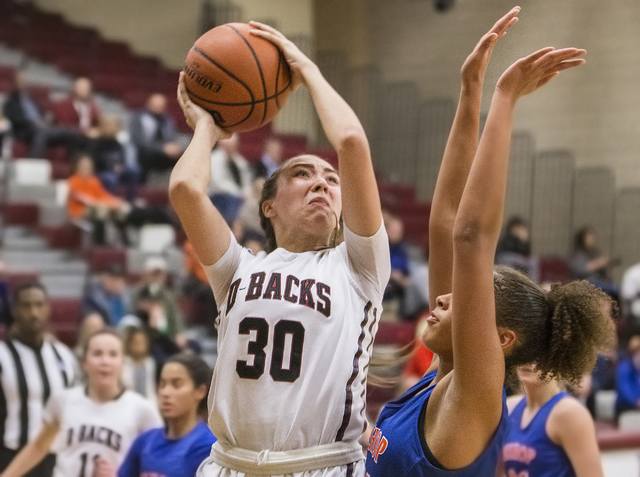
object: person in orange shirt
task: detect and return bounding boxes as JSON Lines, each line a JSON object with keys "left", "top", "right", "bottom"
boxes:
{"left": 67, "top": 154, "right": 130, "bottom": 245}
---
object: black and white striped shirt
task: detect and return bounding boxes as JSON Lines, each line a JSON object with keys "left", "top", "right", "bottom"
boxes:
{"left": 0, "top": 338, "right": 78, "bottom": 450}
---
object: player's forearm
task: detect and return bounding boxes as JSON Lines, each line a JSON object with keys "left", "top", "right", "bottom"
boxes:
{"left": 453, "top": 91, "right": 514, "bottom": 243}
{"left": 2, "top": 442, "right": 49, "bottom": 477}
{"left": 430, "top": 85, "right": 483, "bottom": 227}
{"left": 169, "top": 121, "right": 219, "bottom": 197}
{"left": 302, "top": 65, "right": 369, "bottom": 159}
{"left": 303, "top": 64, "right": 381, "bottom": 235}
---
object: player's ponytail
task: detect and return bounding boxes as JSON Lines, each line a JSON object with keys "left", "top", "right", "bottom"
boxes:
{"left": 259, "top": 167, "right": 283, "bottom": 253}
{"left": 493, "top": 265, "right": 616, "bottom": 384}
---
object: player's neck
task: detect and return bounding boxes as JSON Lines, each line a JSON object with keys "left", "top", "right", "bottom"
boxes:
{"left": 88, "top": 382, "right": 123, "bottom": 403}
{"left": 276, "top": 232, "right": 331, "bottom": 253}
{"left": 523, "top": 379, "right": 561, "bottom": 410}
{"left": 434, "top": 354, "right": 453, "bottom": 383}
{"left": 166, "top": 412, "right": 199, "bottom": 439}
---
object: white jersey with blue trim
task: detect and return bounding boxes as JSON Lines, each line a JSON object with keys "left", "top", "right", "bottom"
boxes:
{"left": 204, "top": 224, "right": 390, "bottom": 453}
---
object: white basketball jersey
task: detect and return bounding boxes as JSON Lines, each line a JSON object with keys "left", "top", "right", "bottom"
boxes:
{"left": 43, "top": 387, "right": 162, "bottom": 477}
{"left": 204, "top": 225, "right": 390, "bottom": 452}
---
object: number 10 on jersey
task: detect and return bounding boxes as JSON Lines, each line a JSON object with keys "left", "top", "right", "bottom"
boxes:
{"left": 236, "top": 318, "right": 305, "bottom": 382}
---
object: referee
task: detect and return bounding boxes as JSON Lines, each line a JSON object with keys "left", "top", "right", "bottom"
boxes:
{"left": 0, "top": 283, "right": 78, "bottom": 477}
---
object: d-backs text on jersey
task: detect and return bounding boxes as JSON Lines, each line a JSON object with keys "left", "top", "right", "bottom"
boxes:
{"left": 227, "top": 272, "right": 332, "bottom": 317}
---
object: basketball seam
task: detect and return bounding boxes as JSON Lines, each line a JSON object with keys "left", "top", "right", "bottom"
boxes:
{"left": 275, "top": 51, "right": 282, "bottom": 110}
{"left": 185, "top": 83, "right": 290, "bottom": 107}
{"left": 185, "top": 85, "right": 256, "bottom": 129}
{"left": 190, "top": 46, "right": 256, "bottom": 127}
{"left": 224, "top": 24, "right": 269, "bottom": 126}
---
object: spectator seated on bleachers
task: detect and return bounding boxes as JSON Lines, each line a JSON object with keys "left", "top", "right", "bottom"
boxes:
{"left": 53, "top": 76, "right": 100, "bottom": 143}
{"left": 82, "top": 264, "right": 132, "bottom": 327}
{"left": 207, "top": 134, "right": 252, "bottom": 224}
{"left": 252, "top": 137, "right": 283, "bottom": 179}
{"left": 129, "top": 93, "right": 182, "bottom": 182}
{"left": 571, "top": 226, "right": 620, "bottom": 297}
{"left": 68, "top": 154, "right": 175, "bottom": 246}
{"left": 382, "top": 210, "right": 431, "bottom": 319}
{"left": 88, "top": 114, "right": 140, "bottom": 200}
{"left": 132, "top": 256, "right": 185, "bottom": 345}
{"left": 122, "top": 326, "right": 157, "bottom": 405}
{"left": 236, "top": 175, "right": 265, "bottom": 238}
{"left": 615, "top": 331, "right": 640, "bottom": 420}
{"left": 622, "top": 261, "right": 640, "bottom": 329}
{"left": 3, "top": 70, "right": 80, "bottom": 157}
{"left": 495, "top": 216, "right": 538, "bottom": 280}
{"left": 67, "top": 154, "right": 131, "bottom": 245}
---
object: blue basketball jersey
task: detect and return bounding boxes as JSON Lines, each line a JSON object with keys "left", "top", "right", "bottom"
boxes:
{"left": 503, "top": 392, "right": 575, "bottom": 477}
{"left": 118, "top": 421, "right": 216, "bottom": 477}
{"left": 365, "top": 370, "right": 510, "bottom": 477}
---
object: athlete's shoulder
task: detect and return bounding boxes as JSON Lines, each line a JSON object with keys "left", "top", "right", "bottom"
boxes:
{"left": 546, "top": 395, "right": 594, "bottom": 445}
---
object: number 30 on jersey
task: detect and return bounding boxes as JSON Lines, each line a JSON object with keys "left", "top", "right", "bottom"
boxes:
{"left": 236, "top": 317, "right": 305, "bottom": 382}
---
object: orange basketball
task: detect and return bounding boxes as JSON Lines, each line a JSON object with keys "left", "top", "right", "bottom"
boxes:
{"left": 183, "top": 23, "right": 291, "bottom": 133}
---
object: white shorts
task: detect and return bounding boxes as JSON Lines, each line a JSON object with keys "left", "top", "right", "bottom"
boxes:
{"left": 196, "top": 440, "right": 365, "bottom": 477}
{"left": 196, "top": 460, "right": 365, "bottom": 477}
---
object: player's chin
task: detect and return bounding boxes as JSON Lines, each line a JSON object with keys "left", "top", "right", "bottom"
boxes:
{"left": 421, "top": 327, "right": 450, "bottom": 356}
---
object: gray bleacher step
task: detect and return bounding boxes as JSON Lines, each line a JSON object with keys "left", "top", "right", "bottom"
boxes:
{"left": 40, "top": 205, "right": 68, "bottom": 226}
{"left": 8, "top": 183, "right": 57, "bottom": 204}
{"left": 4, "top": 250, "right": 88, "bottom": 274}
{"left": 40, "top": 274, "right": 86, "bottom": 298}
{"left": 3, "top": 225, "right": 48, "bottom": 251}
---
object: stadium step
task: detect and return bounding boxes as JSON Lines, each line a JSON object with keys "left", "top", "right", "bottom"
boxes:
{"left": 40, "top": 273, "right": 86, "bottom": 298}
{"left": 3, "top": 225, "right": 49, "bottom": 251}
{"left": 3, "top": 250, "right": 88, "bottom": 274}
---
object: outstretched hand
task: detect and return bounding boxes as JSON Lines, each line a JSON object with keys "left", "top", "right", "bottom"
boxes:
{"left": 496, "top": 47, "right": 586, "bottom": 100}
{"left": 249, "top": 21, "right": 315, "bottom": 91}
{"left": 461, "top": 6, "right": 520, "bottom": 85}
{"left": 177, "top": 72, "right": 231, "bottom": 140}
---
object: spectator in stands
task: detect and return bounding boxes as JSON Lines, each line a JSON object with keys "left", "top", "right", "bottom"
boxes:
{"left": 68, "top": 154, "right": 174, "bottom": 245}
{"left": 253, "top": 137, "right": 283, "bottom": 179}
{"left": 382, "top": 210, "right": 410, "bottom": 304}
{"left": 132, "top": 256, "right": 184, "bottom": 344}
{"left": 89, "top": 114, "right": 140, "bottom": 200}
{"left": 237, "top": 175, "right": 266, "bottom": 236}
{"left": 571, "top": 226, "right": 619, "bottom": 296}
{"left": 207, "top": 134, "right": 252, "bottom": 223}
{"left": 53, "top": 76, "right": 100, "bottom": 140}
{"left": 622, "top": 260, "right": 640, "bottom": 328}
{"left": 73, "top": 312, "right": 106, "bottom": 360}
{"left": 0, "top": 283, "right": 78, "bottom": 477}
{"left": 3, "top": 70, "right": 80, "bottom": 157}
{"left": 496, "top": 216, "right": 537, "bottom": 280}
{"left": 82, "top": 264, "right": 132, "bottom": 327}
{"left": 129, "top": 93, "right": 182, "bottom": 182}
{"left": 241, "top": 230, "right": 266, "bottom": 256}
{"left": 121, "top": 326, "right": 157, "bottom": 405}
{"left": 615, "top": 330, "right": 640, "bottom": 419}
{"left": 67, "top": 154, "right": 131, "bottom": 245}
{"left": 181, "top": 240, "right": 217, "bottom": 324}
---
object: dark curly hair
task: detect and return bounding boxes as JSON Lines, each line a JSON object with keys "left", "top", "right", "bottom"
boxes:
{"left": 258, "top": 156, "right": 343, "bottom": 253}
{"left": 493, "top": 265, "right": 616, "bottom": 384}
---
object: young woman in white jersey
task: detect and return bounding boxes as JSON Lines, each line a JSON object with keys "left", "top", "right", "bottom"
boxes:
{"left": 171, "top": 21, "right": 389, "bottom": 477}
{"left": 364, "top": 8, "right": 615, "bottom": 477}
{"left": 1, "top": 330, "right": 161, "bottom": 477}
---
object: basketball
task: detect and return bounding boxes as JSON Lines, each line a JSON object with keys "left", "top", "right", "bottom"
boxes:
{"left": 183, "top": 22, "right": 292, "bottom": 133}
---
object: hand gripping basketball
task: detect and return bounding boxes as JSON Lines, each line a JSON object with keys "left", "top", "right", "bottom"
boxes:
{"left": 177, "top": 72, "right": 231, "bottom": 140}
{"left": 249, "top": 21, "right": 315, "bottom": 92}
